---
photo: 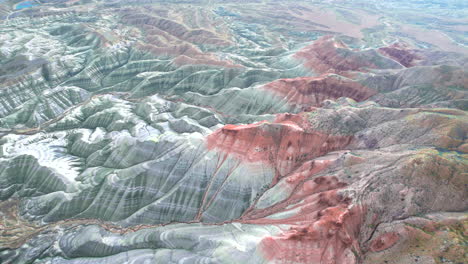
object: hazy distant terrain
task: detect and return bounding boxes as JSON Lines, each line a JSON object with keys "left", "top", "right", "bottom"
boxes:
{"left": 0, "top": 1, "right": 466, "bottom": 263}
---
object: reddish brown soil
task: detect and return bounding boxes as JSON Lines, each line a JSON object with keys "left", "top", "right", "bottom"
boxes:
{"left": 370, "top": 232, "right": 400, "bottom": 252}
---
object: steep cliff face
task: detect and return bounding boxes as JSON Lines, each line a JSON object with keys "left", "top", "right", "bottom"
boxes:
{"left": 0, "top": 1, "right": 467, "bottom": 264}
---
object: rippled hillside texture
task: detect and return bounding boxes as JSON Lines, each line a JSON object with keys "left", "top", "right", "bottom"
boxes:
{"left": 0, "top": 0, "right": 467, "bottom": 263}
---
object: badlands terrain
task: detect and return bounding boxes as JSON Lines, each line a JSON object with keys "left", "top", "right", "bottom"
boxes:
{"left": 0, "top": 0, "right": 467, "bottom": 263}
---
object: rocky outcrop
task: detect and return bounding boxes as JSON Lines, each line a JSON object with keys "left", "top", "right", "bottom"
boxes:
{"left": 363, "top": 213, "right": 467, "bottom": 264}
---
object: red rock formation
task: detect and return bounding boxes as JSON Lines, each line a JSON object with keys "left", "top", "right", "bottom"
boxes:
{"left": 243, "top": 175, "right": 348, "bottom": 223}
{"left": 206, "top": 113, "right": 352, "bottom": 177}
{"left": 259, "top": 204, "right": 365, "bottom": 264}
{"left": 370, "top": 232, "right": 400, "bottom": 252}
{"left": 243, "top": 173, "right": 364, "bottom": 264}
{"left": 263, "top": 74, "right": 377, "bottom": 109}
{"left": 294, "top": 36, "right": 377, "bottom": 75}
{"left": 378, "top": 43, "right": 422, "bottom": 67}
{"left": 207, "top": 114, "right": 365, "bottom": 263}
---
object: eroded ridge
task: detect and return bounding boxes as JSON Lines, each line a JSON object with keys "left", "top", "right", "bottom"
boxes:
{"left": 294, "top": 36, "right": 381, "bottom": 75}
{"left": 206, "top": 113, "right": 364, "bottom": 263}
{"left": 242, "top": 163, "right": 365, "bottom": 264}
{"left": 207, "top": 113, "right": 352, "bottom": 178}
{"left": 263, "top": 74, "right": 376, "bottom": 110}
